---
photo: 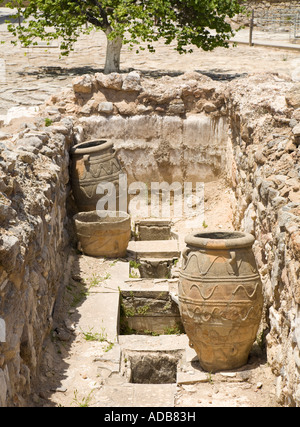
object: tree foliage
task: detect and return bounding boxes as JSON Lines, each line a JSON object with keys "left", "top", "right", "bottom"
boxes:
{"left": 5, "top": 0, "right": 246, "bottom": 70}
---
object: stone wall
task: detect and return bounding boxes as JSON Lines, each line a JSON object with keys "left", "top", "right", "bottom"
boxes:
{"left": 234, "top": 1, "right": 300, "bottom": 27}
{"left": 54, "top": 72, "right": 230, "bottom": 186}
{"left": 246, "top": 0, "right": 300, "bottom": 11}
{"left": 79, "top": 114, "right": 228, "bottom": 186}
{"left": 0, "top": 117, "right": 74, "bottom": 406}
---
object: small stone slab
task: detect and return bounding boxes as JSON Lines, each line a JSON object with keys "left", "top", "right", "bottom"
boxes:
{"left": 127, "top": 240, "right": 180, "bottom": 259}
{"left": 118, "top": 334, "right": 189, "bottom": 352}
{"left": 177, "top": 370, "right": 209, "bottom": 385}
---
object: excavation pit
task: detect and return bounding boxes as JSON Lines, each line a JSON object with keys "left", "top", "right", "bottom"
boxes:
{"left": 119, "top": 280, "right": 183, "bottom": 336}
{"left": 122, "top": 350, "right": 182, "bottom": 384}
{"left": 2, "top": 58, "right": 298, "bottom": 406}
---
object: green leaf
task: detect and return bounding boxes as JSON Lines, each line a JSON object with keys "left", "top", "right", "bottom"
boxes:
{"left": 6, "top": 0, "right": 245, "bottom": 60}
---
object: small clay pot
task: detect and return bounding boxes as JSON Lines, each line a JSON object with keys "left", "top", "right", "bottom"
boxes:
{"left": 73, "top": 210, "right": 131, "bottom": 258}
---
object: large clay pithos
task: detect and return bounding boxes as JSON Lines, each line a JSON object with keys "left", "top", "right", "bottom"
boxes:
{"left": 73, "top": 210, "right": 131, "bottom": 258}
{"left": 70, "top": 139, "right": 124, "bottom": 212}
{"left": 179, "top": 231, "right": 263, "bottom": 372}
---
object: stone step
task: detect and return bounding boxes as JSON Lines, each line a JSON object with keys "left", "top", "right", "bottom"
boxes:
{"left": 127, "top": 240, "right": 180, "bottom": 259}
{"left": 118, "top": 334, "right": 189, "bottom": 351}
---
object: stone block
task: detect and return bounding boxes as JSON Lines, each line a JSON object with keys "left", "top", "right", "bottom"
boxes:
{"left": 286, "top": 84, "right": 300, "bottom": 109}
{"left": 0, "top": 194, "right": 15, "bottom": 222}
{"left": 115, "top": 101, "right": 137, "bottom": 116}
{"left": 177, "top": 370, "right": 208, "bottom": 385}
{"left": 135, "top": 219, "right": 172, "bottom": 241}
{"left": 0, "top": 318, "right": 5, "bottom": 343}
{"left": 127, "top": 240, "right": 180, "bottom": 259}
{"left": 122, "top": 71, "right": 142, "bottom": 92}
{"left": 138, "top": 258, "right": 173, "bottom": 279}
{"left": 0, "top": 369, "right": 7, "bottom": 407}
{"left": 167, "top": 99, "right": 185, "bottom": 115}
{"left": 292, "top": 123, "right": 300, "bottom": 136}
{"left": 98, "top": 102, "right": 114, "bottom": 115}
{"left": 294, "top": 319, "right": 300, "bottom": 351}
{"left": 182, "top": 114, "right": 227, "bottom": 149}
{"left": 96, "top": 72, "right": 123, "bottom": 90}
{"left": 0, "top": 235, "right": 20, "bottom": 274}
{"left": 126, "top": 315, "right": 182, "bottom": 335}
{"left": 291, "top": 232, "right": 300, "bottom": 258}
{"left": 72, "top": 74, "right": 94, "bottom": 94}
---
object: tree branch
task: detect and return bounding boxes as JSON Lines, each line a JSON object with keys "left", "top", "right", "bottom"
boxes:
{"left": 72, "top": 0, "right": 110, "bottom": 30}
{"left": 88, "top": 0, "right": 110, "bottom": 29}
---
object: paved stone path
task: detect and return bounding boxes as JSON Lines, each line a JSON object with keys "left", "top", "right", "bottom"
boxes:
{"left": 32, "top": 255, "right": 277, "bottom": 408}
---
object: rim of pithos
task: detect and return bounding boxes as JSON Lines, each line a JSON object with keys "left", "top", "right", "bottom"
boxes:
{"left": 71, "top": 139, "right": 113, "bottom": 154}
{"left": 185, "top": 231, "right": 255, "bottom": 250}
{"left": 73, "top": 210, "right": 130, "bottom": 225}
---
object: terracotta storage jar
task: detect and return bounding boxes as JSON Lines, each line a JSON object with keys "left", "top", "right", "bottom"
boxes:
{"left": 179, "top": 231, "right": 263, "bottom": 372}
{"left": 71, "top": 139, "right": 124, "bottom": 212}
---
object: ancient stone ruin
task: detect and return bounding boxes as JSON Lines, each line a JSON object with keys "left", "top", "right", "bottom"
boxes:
{"left": 0, "top": 69, "right": 299, "bottom": 406}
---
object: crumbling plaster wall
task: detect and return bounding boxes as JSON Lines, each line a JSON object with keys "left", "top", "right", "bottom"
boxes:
{"left": 79, "top": 113, "right": 228, "bottom": 186}
{"left": 69, "top": 72, "right": 230, "bottom": 186}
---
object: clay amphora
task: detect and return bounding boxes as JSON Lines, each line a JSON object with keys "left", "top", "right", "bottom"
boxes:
{"left": 179, "top": 231, "right": 263, "bottom": 372}
{"left": 73, "top": 210, "right": 131, "bottom": 258}
{"left": 71, "top": 139, "right": 124, "bottom": 212}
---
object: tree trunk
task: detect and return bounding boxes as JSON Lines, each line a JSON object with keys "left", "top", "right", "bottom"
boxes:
{"left": 104, "top": 29, "right": 123, "bottom": 74}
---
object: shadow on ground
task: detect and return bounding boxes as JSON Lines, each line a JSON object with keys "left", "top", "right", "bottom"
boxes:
{"left": 17, "top": 65, "right": 248, "bottom": 82}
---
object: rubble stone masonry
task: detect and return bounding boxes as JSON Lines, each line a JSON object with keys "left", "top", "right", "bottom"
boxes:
{"left": 0, "top": 117, "right": 74, "bottom": 406}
